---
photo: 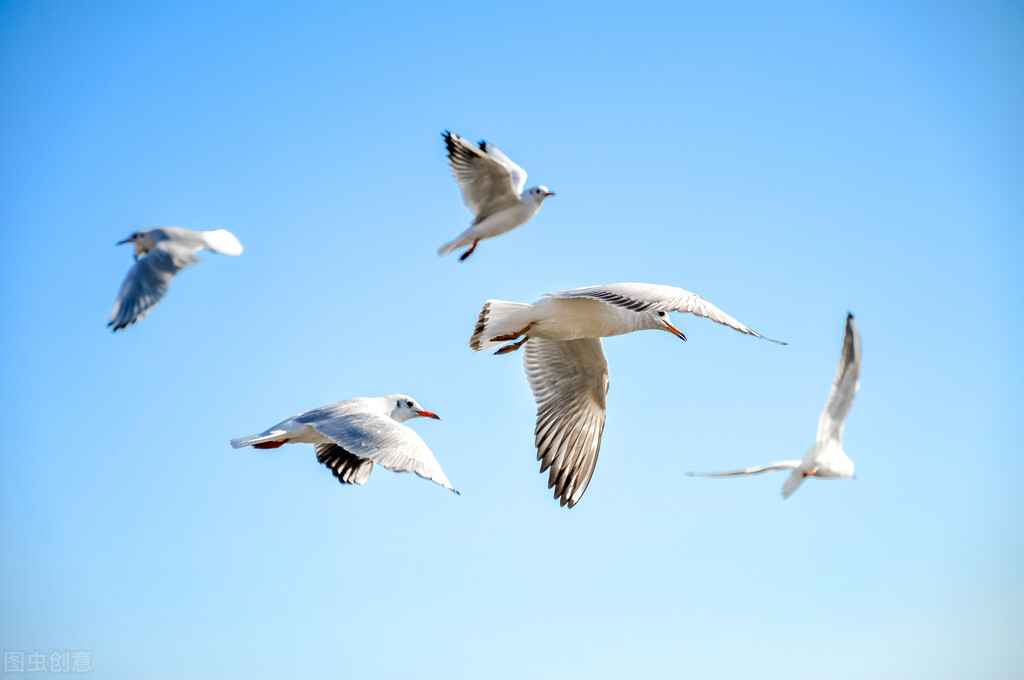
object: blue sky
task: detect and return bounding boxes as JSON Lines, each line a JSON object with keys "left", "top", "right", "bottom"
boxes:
{"left": 1, "top": 1, "right": 1022, "bottom": 677}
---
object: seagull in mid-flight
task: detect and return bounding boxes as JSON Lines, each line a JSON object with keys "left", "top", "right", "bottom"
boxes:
{"left": 107, "top": 226, "right": 243, "bottom": 331}
{"left": 688, "top": 313, "right": 862, "bottom": 498}
{"left": 438, "top": 131, "right": 554, "bottom": 261}
{"left": 230, "top": 394, "right": 457, "bottom": 494}
{"left": 469, "top": 282, "right": 785, "bottom": 508}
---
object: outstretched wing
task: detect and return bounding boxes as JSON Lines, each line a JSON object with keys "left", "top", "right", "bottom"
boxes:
{"left": 443, "top": 131, "right": 521, "bottom": 217}
{"left": 548, "top": 282, "right": 785, "bottom": 344}
{"left": 108, "top": 242, "right": 199, "bottom": 331}
{"left": 687, "top": 461, "right": 802, "bottom": 477}
{"left": 315, "top": 443, "right": 374, "bottom": 485}
{"left": 311, "top": 412, "right": 456, "bottom": 492}
{"left": 524, "top": 337, "right": 609, "bottom": 508}
{"left": 479, "top": 141, "right": 527, "bottom": 196}
{"left": 817, "top": 313, "right": 862, "bottom": 444}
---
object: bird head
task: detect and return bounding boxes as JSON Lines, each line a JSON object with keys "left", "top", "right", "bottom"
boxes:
{"left": 644, "top": 309, "right": 687, "bottom": 341}
{"left": 389, "top": 395, "right": 441, "bottom": 423}
{"left": 117, "top": 229, "right": 158, "bottom": 259}
{"left": 526, "top": 186, "right": 555, "bottom": 203}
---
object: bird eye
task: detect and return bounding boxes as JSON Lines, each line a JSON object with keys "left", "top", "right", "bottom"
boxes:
{"left": 657, "top": 311, "right": 666, "bottom": 317}
{"left": 406, "top": 400, "right": 413, "bottom": 408}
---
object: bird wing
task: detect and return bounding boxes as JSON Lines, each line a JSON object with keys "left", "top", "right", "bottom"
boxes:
{"left": 310, "top": 412, "right": 456, "bottom": 492}
{"left": 687, "top": 461, "right": 802, "bottom": 477}
{"left": 444, "top": 131, "right": 521, "bottom": 217}
{"left": 107, "top": 241, "right": 200, "bottom": 331}
{"left": 816, "top": 313, "right": 862, "bottom": 444}
{"left": 479, "top": 141, "right": 528, "bottom": 196}
{"left": 547, "top": 282, "right": 786, "bottom": 344}
{"left": 314, "top": 443, "right": 374, "bottom": 485}
{"left": 524, "top": 337, "right": 609, "bottom": 508}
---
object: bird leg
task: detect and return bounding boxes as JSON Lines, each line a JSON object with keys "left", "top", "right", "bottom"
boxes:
{"left": 459, "top": 241, "right": 479, "bottom": 261}
{"left": 494, "top": 336, "right": 530, "bottom": 355}
{"left": 489, "top": 322, "right": 535, "bottom": 342}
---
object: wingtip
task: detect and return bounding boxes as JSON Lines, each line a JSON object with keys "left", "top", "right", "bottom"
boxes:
{"left": 847, "top": 311, "right": 855, "bottom": 321}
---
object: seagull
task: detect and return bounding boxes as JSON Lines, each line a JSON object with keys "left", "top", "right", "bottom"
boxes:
{"left": 688, "top": 313, "right": 861, "bottom": 498}
{"left": 108, "top": 226, "right": 243, "bottom": 331}
{"left": 469, "top": 282, "right": 785, "bottom": 508}
{"left": 438, "top": 130, "right": 554, "bottom": 261}
{"left": 230, "top": 394, "right": 457, "bottom": 493}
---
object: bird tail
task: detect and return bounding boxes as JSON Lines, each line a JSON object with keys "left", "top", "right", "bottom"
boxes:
{"left": 230, "top": 430, "right": 286, "bottom": 449}
{"left": 469, "top": 300, "right": 532, "bottom": 351}
{"left": 781, "top": 469, "right": 806, "bottom": 499}
{"left": 203, "top": 229, "right": 244, "bottom": 255}
{"left": 438, "top": 237, "right": 466, "bottom": 256}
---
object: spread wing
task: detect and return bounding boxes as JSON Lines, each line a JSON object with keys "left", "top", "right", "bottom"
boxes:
{"left": 479, "top": 141, "right": 527, "bottom": 196}
{"left": 443, "top": 131, "right": 521, "bottom": 217}
{"left": 315, "top": 443, "right": 374, "bottom": 485}
{"left": 524, "top": 337, "right": 609, "bottom": 508}
{"left": 311, "top": 412, "right": 456, "bottom": 492}
{"left": 817, "top": 313, "right": 861, "bottom": 444}
{"left": 108, "top": 242, "right": 200, "bottom": 331}
{"left": 548, "top": 283, "right": 786, "bottom": 345}
{"left": 687, "top": 461, "right": 802, "bottom": 477}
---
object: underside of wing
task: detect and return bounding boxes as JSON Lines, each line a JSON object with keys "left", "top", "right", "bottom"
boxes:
{"left": 817, "top": 313, "right": 862, "bottom": 443}
{"left": 311, "top": 413, "right": 456, "bottom": 492}
{"left": 479, "top": 141, "right": 527, "bottom": 196}
{"left": 108, "top": 244, "right": 198, "bottom": 331}
{"left": 524, "top": 337, "right": 609, "bottom": 508}
{"left": 444, "top": 131, "right": 520, "bottom": 216}
{"left": 315, "top": 443, "right": 374, "bottom": 485}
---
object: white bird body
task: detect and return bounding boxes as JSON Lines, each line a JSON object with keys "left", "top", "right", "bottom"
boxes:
{"left": 230, "top": 394, "right": 457, "bottom": 493}
{"left": 108, "top": 226, "right": 243, "bottom": 331}
{"left": 470, "top": 283, "right": 784, "bottom": 507}
{"left": 690, "top": 313, "right": 861, "bottom": 498}
{"left": 439, "top": 131, "right": 553, "bottom": 261}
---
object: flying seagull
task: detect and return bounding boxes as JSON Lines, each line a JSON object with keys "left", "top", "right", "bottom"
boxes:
{"left": 230, "top": 394, "right": 457, "bottom": 493}
{"left": 108, "top": 226, "right": 243, "bottom": 331}
{"left": 469, "top": 282, "right": 785, "bottom": 507}
{"left": 438, "top": 130, "right": 554, "bottom": 261}
{"left": 688, "top": 313, "right": 861, "bottom": 498}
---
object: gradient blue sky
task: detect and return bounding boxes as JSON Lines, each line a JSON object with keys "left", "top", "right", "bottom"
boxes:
{"left": 2, "top": 1, "right": 1022, "bottom": 677}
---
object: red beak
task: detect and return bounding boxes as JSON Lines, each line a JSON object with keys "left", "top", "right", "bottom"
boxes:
{"left": 544, "top": 191, "right": 555, "bottom": 197}
{"left": 415, "top": 410, "right": 441, "bottom": 420}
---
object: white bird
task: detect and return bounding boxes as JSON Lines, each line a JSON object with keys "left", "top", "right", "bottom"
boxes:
{"left": 108, "top": 226, "right": 243, "bottom": 331}
{"left": 230, "top": 394, "right": 457, "bottom": 493}
{"left": 438, "top": 130, "right": 554, "bottom": 261}
{"left": 469, "top": 282, "right": 785, "bottom": 508}
{"left": 688, "top": 313, "right": 861, "bottom": 498}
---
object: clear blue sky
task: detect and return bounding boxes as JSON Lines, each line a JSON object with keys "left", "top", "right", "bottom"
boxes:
{"left": 2, "top": 1, "right": 1022, "bottom": 677}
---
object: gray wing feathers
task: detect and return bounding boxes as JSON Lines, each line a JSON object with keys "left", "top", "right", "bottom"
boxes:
{"left": 444, "top": 131, "right": 520, "bottom": 217}
{"left": 688, "top": 461, "right": 802, "bottom": 477}
{"left": 817, "top": 314, "right": 862, "bottom": 443}
{"left": 479, "top": 142, "right": 527, "bottom": 196}
{"left": 548, "top": 283, "right": 785, "bottom": 344}
{"left": 312, "top": 414, "right": 456, "bottom": 492}
{"left": 108, "top": 245, "right": 198, "bottom": 330}
{"left": 524, "top": 338, "right": 609, "bottom": 508}
{"left": 315, "top": 443, "right": 374, "bottom": 485}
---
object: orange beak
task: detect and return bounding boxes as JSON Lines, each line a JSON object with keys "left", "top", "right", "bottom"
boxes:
{"left": 664, "top": 320, "right": 687, "bottom": 341}
{"left": 415, "top": 410, "right": 441, "bottom": 420}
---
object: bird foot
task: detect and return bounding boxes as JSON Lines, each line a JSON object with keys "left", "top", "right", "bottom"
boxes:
{"left": 490, "top": 322, "right": 536, "bottom": 342}
{"left": 494, "top": 337, "right": 530, "bottom": 355}
{"left": 458, "top": 241, "right": 479, "bottom": 261}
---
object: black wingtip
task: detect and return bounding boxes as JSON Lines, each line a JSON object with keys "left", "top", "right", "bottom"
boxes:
{"left": 847, "top": 311, "right": 855, "bottom": 320}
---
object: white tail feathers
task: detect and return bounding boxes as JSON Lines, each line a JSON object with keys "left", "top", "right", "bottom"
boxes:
{"left": 230, "top": 430, "right": 285, "bottom": 449}
{"left": 203, "top": 229, "right": 244, "bottom": 255}
{"left": 438, "top": 238, "right": 465, "bottom": 256}
{"left": 781, "top": 469, "right": 806, "bottom": 499}
{"left": 469, "top": 300, "right": 532, "bottom": 351}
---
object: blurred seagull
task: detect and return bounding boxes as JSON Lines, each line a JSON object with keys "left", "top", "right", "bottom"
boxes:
{"left": 108, "top": 227, "right": 243, "bottom": 331}
{"left": 688, "top": 313, "right": 861, "bottom": 498}
{"left": 438, "top": 130, "right": 554, "bottom": 261}
{"left": 230, "top": 394, "right": 457, "bottom": 493}
{"left": 469, "top": 282, "right": 785, "bottom": 508}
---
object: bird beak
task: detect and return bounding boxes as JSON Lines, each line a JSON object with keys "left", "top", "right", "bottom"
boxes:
{"left": 415, "top": 410, "right": 441, "bottom": 420}
{"left": 664, "top": 320, "right": 687, "bottom": 341}
{"left": 116, "top": 237, "right": 132, "bottom": 245}
{"left": 544, "top": 191, "right": 555, "bottom": 197}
